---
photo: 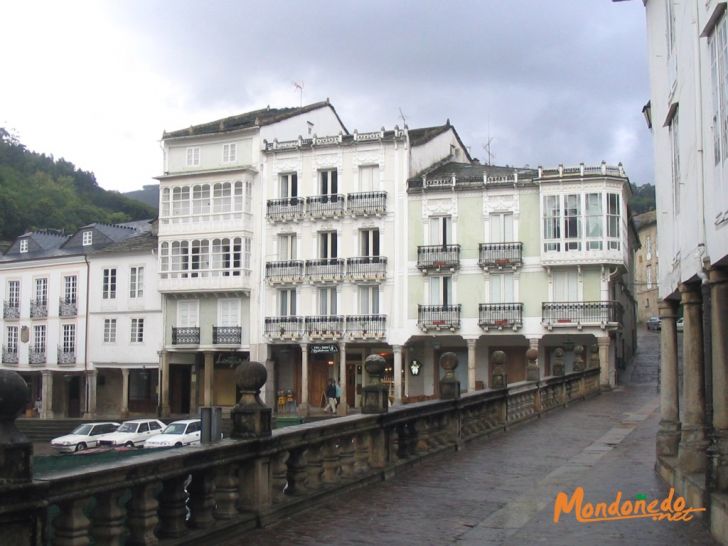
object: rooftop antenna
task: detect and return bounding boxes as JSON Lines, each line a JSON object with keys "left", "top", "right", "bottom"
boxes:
{"left": 482, "top": 119, "right": 496, "bottom": 165}
{"left": 398, "top": 107, "right": 408, "bottom": 127}
{"left": 293, "top": 81, "right": 304, "bottom": 107}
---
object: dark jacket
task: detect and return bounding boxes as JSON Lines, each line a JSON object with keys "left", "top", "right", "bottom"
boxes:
{"left": 326, "top": 384, "right": 337, "bottom": 398}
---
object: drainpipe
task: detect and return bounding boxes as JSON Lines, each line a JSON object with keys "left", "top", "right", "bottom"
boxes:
{"left": 84, "top": 254, "right": 91, "bottom": 417}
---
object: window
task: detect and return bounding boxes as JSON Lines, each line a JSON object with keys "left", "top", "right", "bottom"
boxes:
{"left": 64, "top": 275, "right": 77, "bottom": 304}
{"left": 666, "top": 0, "right": 677, "bottom": 81}
{"left": 186, "top": 146, "right": 200, "bottom": 167}
{"left": 646, "top": 265, "right": 653, "bottom": 289}
{"left": 103, "top": 268, "right": 117, "bottom": 299}
{"left": 138, "top": 422, "right": 149, "bottom": 433}
{"left": 429, "top": 216, "right": 452, "bottom": 245}
{"left": 103, "top": 319, "right": 117, "bottom": 343}
{"left": 149, "top": 421, "right": 162, "bottom": 431}
{"left": 360, "top": 229, "right": 380, "bottom": 257}
{"left": 244, "top": 180, "right": 252, "bottom": 213}
{"left": 670, "top": 111, "right": 680, "bottom": 213}
{"left": 319, "top": 231, "right": 337, "bottom": 258}
{"left": 318, "top": 287, "right": 337, "bottom": 315}
{"left": 130, "top": 267, "right": 144, "bottom": 298}
{"left": 177, "top": 300, "right": 199, "bottom": 328}
{"left": 131, "top": 318, "right": 144, "bottom": 343}
{"left": 278, "top": 234, "right": 297, "bottom": 260}
{"left": 192, "top": 184, "right": 211, "bottom": 215}
{"left": 62, "top": 324, "right": 75, "bottom": 353}
{"left": 553, "top": 269, "right": 578, "bottom": 302}
{"left": 563, "top": 194, "right": 581, "bottom": 251}
{"left": 279, "top": 173, "right": 298, "bottom": 198}
{"left": 6, "top": 326, "right": 18, "bottom": 352}
{"left": 710, "top": 17, "right": 728, "bottom": 164}
{"left": 319, "top": 169, "right": 338, "bottom": 195}
{"left": 429, "top": 276, "right": 452, "bottom": 305}
{"left": 172, "top": 186, "right": 190, "bottom": 216}
{"left": 490, "top": 213, "right": 514, "bottom": 243}
{"left": 218, "top": 299, "right": 240, "bottom": 327}
{"left": 19, "top": 239, "right": 28, "bottom": 253}
{"left": 358, "top": 285, "right": 379, "bottom": 315}
{"left": 161, "top": 188, "right": 170, "bottom": 217}
{"left": 33, "top": 325, "right": 46, "bottom": 353}
{"left": 490, "top": 273, "right": 514, "bottom": 303}
{"left": 359, "top": 165, "right": 379, "bottom": 192}
{"left": 233, "top": 181, "right": 243, "bottom": 212}
{"left": 543, "top": 195, "right": 561, "bottom": 251}
{"left": 82, "top": 231, "right": 93, "bottom": 246}
{"left": 607, "top": 193, "right": 621, "bottom": 250}
{"left": 244, "top": 238, "right": 252, "bottom": 270}
{"left": 7, "top": 280, "right": 20, "bottom": 307}
{"left": 213, "top": 182, "right": 232, "bottom": 213}
{"left": 222, "top": 143, "right": 237, "bottom": 163}
{"left": 278, "top": 288, "right": 296, "bottom": 316}
{"left": 585, "top": 193, "right": 603, "bottom": 250}
{"left": 35, "top": 278, "right": 48, "bottom": 305}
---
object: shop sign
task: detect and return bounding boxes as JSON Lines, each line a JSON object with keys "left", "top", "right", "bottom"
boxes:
{"left": 310, "top": 344, "right": 339, "bottom": 355}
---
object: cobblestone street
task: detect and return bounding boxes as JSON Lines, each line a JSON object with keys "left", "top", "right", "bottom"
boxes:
{"left": 231, "top": 330, "right": 716, "bottom": 546}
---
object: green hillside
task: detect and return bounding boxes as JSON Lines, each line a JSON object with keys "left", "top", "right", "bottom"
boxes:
{"left": 0, "top": 128, "right": 156, "bottom": 241}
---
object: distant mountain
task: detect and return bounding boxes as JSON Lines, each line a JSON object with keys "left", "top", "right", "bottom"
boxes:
{"left": 124, "top": 184, "right": 159, "bottom": 209}
{"left": 0, "top": 128, "right": 157, "bottom": 241}
{"left": 630, "top": 183, "right": 656, "bottom": 215}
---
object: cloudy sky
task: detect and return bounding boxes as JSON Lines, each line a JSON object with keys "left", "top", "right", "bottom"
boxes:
{"left": 1, "top": 1, "right": 651, "bottom": 193}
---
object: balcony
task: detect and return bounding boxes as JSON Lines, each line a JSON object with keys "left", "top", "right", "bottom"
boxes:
{"left": 347, "top": 256, "right": 386, "bottom": 281}
{"left": 265, "top": 317, "right": 305, "bottom": 340}
{"left": 29, "top": 350, "right": 46, "bottom": 366}
{"left": 213, "top": 326, "right": 242, "bottom": 345}
{"left": 30, "top": 299, "right": 48, "bottom": 319}
{"left": 2, "top": 346, "right": 18, "bottom": 366}
{"left": 57, "top": 347, "right": 76, "bottom": 366}
{"left": 417, "top": 304, "right": 461, "bottom": 332}
{"left": 478, "top": 303, "right": 523, "bottom": 331}
{"left": 172, "top": 327, "right": 201, "bottom": 345}
{"left": 305, "top": 316, "right": 345, "bottom": 339}
{"left": 417, "top": 245, "right": 461, "bottom": 273}
{"left": 542, "top": 301, "right": 623, "bottom": 330}
{"left": 158, "top": 273, "right": 251, "bottom": 293}
{"left": 267, "top": 197, "right": 304, "bottom": 222}
{"left": 265, "top": 260, "right": 305, "bottom": 284}
{"left": 3, "top": 302, "right": 19, "bottom": 320}
{"left": 59, "top": 298, "right": 78, "bottom": 317}
{"left": 306, "top": 194, "right": 345, "bottom": 219}
{"left": 347, "top": 191, "right": 387, "bottom": 217}
{"left": 346, "top": 315, "right": 386, "bottom": 340}
{"left": 305, "top": 258, "right": 346, "bottom": 283}
{"left": 478, "top": 242, "right": 523, "bottom": 270}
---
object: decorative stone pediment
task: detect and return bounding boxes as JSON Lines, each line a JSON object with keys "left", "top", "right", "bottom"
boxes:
{"left": 483, "top": 193, "right": 518, "bottom": 215}
{"left": 422, "top": 197, "right": 457, "bottom": 218}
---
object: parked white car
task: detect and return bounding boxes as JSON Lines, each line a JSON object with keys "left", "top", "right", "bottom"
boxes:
{"left": 144, "top": 419, "right": 202, "bottom": 448}
{"left": 97, "top": 419, "right": 166, "bottom": 448}
{"left": 50, "top": 422, "right": 120, "bottom": 453}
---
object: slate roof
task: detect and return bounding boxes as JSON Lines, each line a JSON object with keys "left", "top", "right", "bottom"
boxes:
{"left": 407, "top": 121, "right": 473, "bottom": 162}
{"left": 78, "top": 222, "right": 139, "bottom": 242}
{"left": 419, "top": 161, "right": 537, "bottom": 181}
{"left": 92, "top": 231, "right": 158, "bottom": 255}
{"left": 633, "top": 210, "right": 657, "bottom": 230}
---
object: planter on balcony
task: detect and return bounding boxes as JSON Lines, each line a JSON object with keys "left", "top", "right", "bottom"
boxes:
{"left": 305, "top": 258, "right": 345, "bottom": 283}
{"left": 478, "top": 242, "right": 523, "bottom": 270}
{"left": 347, "top": 191, "right": 387, "bottom": 216}
{"left": 542, "top": 301, "right": 622, "bottom": 330}
{"left": 264, "top": 317, "right": 305, "bottom": 340}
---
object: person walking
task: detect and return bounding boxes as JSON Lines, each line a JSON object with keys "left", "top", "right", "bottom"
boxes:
{"left": 325, "top": 379, "right": 337, "bottom": 413}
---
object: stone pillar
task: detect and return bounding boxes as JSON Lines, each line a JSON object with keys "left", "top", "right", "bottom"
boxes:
{"left": 204, "top": 352, "right": 214, "bottom": 407}
{"left": 84, "top": 369, "right": 97, "bottom": 418}
{"left": 338, "top": 343, "right": 347, "bottom": 416}
{"left": 160, "top": 350, "right": 170, "bottom": 417}
{"left": 466, "top": 339, "right": 477, "bottom": 392}
{"left": 230, "top": 361, "right": 272, "bottom": 438}
{"left": 121, "top": 368, "right": 129, "bottom": 418}
{"left": 678, "top": 283, "right": 708, "bottom": 474}
{"left": 361, "top": 354, "right": 388, "bottom": 413}
{"left": 491, "top": 350, "right": 507, "bottom": 388}
{"left": 526, "top": 344, "right": 539, "bottom": 382}
{"left": 598, "top": 337, "right": 611, "bottom": 388}
{"left": 403, "top": 346, "right": 410, "bottom": 398}
{"left": 439, "top": 352, "right": 460, "bottom": 399}
{"left": 657, "top": 299, "right": 681, "bottom": 458}
{"left": 552, "top": 347, "right": 565, "bottom": 377}
{"left": 300, "top": 343, "right": 309, "bottom": 416}
{"left": 41, "top": 370, "right": 53, "bottom": 419}
{"left": 393, "top": 345, "right": 403, "bottom": 406}
{"left": 711, "top": 269, "right": 728, "bottom": 490}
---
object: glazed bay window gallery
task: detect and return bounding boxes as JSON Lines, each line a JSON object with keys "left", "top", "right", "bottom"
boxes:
{"left": 160, "top": 238, "right": 252, "bottom": 278}
{"left": 160, "top": 181, "right": 252, "bottom": 223}
{"left": 542, "top": 192, "right": 621, "bottom": 253}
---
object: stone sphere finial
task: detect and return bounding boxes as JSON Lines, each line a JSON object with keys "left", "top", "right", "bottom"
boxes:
{"left": 591, "top": 344, "right": 599, "bottom": 354}
{"left": 554, "top": 347, "right": 565, "bottom": 358}
{"left": 439, "top": 352, "right": 458, "bottom": 378}
{"left": 365, "top": 354, "right": 386, "bottom": 383}
{"left": 0, "top": 370, "right": 29, "bottom": 423}
{"left": 491, "top": 350, "right": 506, "bottom": 365}
{"left": 234, "top": 361, "right": 267, "bottom": 408}
{"left": 526, "top": 348, "right": 539, "bottom": 362}
{"left": 574, "top": 345, "right": 584, "bottom": 356}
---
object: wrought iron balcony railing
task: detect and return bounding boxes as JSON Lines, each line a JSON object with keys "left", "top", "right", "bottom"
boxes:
{"left": 347, "top": 191, "right": 387, "bottom": 216}
{"left": 346, "top": 315, "right": 386, "bottom": 339}
{"left": 266, "top": 197, "right": 305, "bottom": 222}
{"left": 3, "top": 301, "right": 20, "bottom": 320}
{"left": 30, "top": 299, "right": 48, "bottom": 319}
{"left": 213, "top": 326, "right": 242, "bottom": 345}
{"left": 59, "top": 298, "right": 78, "bottom": 317}
{"left": 306, "top": 194, "right": 345, "bottom": 218}
{"left": 417, "top": 245, "right": 461, "bottom": 273}
{"left": 417, "top": 304, "right": 461, "bottom": 332}
{"left": 57, "top": 347, "right": 76, "bottom": 366}
{"left": 29, "top": 350, "right": 46, "bottom": 366}
{"left": 478, "top": 303, "right": 523, "bottom": 331}
{"left": 265, "top": 316, "right": 305, "bottom": 339}
{"left": 542, "top": 301, "right": 623, "bottom": 330}
{"left": 2, "top": 346, "right": 18, "bottom": 365}
{"left": 305, "top": 315, "right": 345, "bottom": 339}
{"left": 478, "top": 242, "right": 523, "bottom": 270}
{"left": 172, "top": 327, "right": 201, "bottom": 345}
{"left": 265, "top": 260, "right": 305, "bottom": 284}
{"left": 346, "top": 256, "right": 386, "bottom": 281}
{"left": 305, "top": 258, "right": 346, "bottom": 282}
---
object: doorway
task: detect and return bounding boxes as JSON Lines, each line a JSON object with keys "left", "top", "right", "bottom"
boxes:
{"left": 170, "top": 365, "right": 191, "bottom": 415}
{"left": 67, "top": 376, "right": 81, "bottom": 418}
{"left": 308, "top": 359, "right": 331, "bottom": 409}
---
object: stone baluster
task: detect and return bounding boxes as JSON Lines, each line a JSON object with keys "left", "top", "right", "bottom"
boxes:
{"left": 91, "top": 491, "right": 125, "bottom": 546}
{"left": 53, "top": 498, "right": 91, "bottom": 546}
{"left": 439, "top": 352, "right": 460, "bottom": 399}
{"left": 589, "top": 344, "right": 599, "bottom": 369}
{"left": 322, "top": 439, "right": 341, "bottom": 484}
{"left": 339, "top": 436, "right": 356, "bottom": 478}
{"left": 188, "top": 470, "right": 216, "bottom": 529}
{"left": 157, "top": 476, "right": 188, "bottom": 538}
{"left": 126, "top": 482, "right": 159, "bottom": 546}
{"left": 552, "top": 347, "right": 565, "bottom": 376}
{"left": 491, "top": 350, "right": 507, "bottom": 388}
{"left": 305, "top": 444, "right": 324, "bottom": 491}
{"left": 285, "top": 449, "right": 308, "bottom": 496}
{"left": 238, "top": 458, "right": 272, "bottom": 514}
{"left": 416, "top": 418, "right": 430, "bottom": 454}
{"left": 269, "top": 451, "right": 290, "bottom": 504}
{"left": 215, "top": 464, "right": 241, "bottom": 518}
{"left": 355, "top": 433, "right": 371, "bottom": 474}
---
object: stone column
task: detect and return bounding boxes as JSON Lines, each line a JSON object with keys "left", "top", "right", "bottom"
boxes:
{"left": 160, "top": 350, "right": 170, "bottom": 417}
{"left": 466, "top": 339, "right": 477, "bottom": 392}
{"left": 403, "top": 346, "right": 410, "bottom": 398}
{"left": 393, "top": 345, "right": 403, "bottom": 406}
{"left": 41, "top": 370, "right": 53, "bottom": 419}
{"left": 84, "top": 369, "right": 97, "bottom": 418}
{"left": 337, "top": 342, "right": 347, "bottom": 416}
{"left": 121, "top": 368, "right": 129, "bottom": 418}
{"left": 678, "top": 283, "right": 708, "bottom": 473}
{"left": 657, "top": 299, "right": 680, "bottom": 458}
{"left": 300, "top": 343, "right": 309, "bottom": 416}
{"left": 712, "top": 268, "right": 728, "bottom": 490}
{"left": 204, "top": 352, "right": 214, "bottom": 407}
{"left": 597, "top": 337, "right": 611, "bottom": 388}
